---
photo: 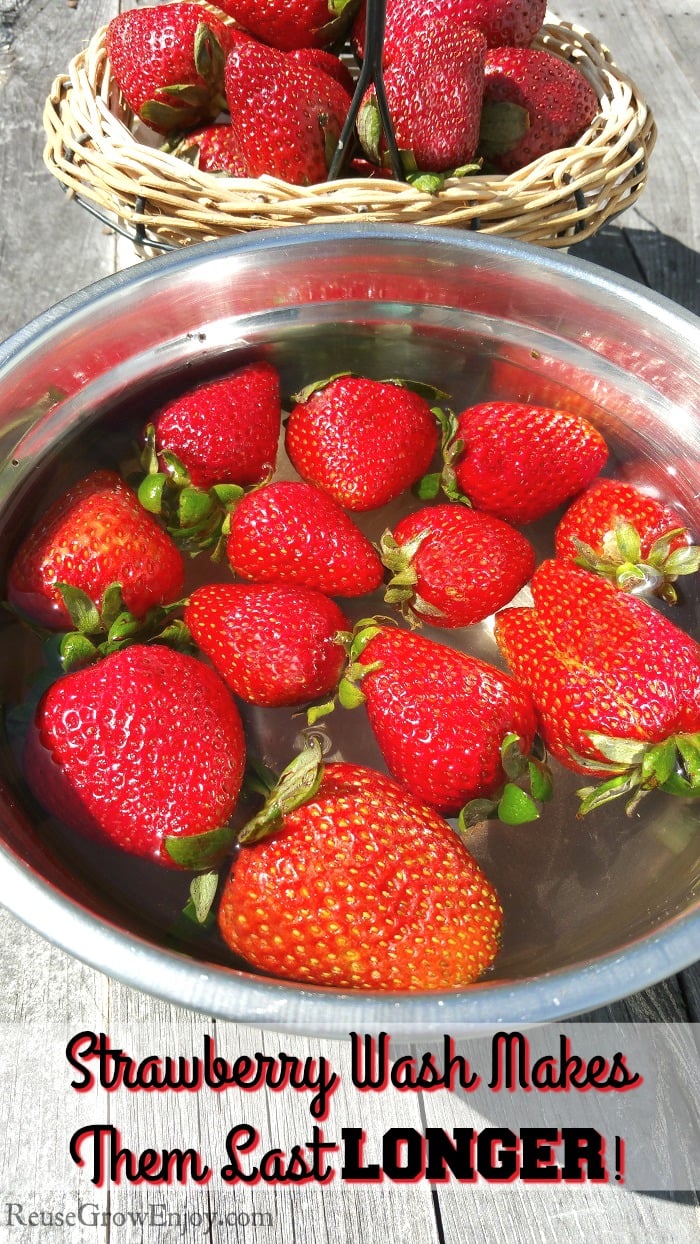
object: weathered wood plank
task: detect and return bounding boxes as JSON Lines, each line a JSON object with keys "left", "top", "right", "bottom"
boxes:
{"left": 0, "top": 0, "right": 120, "bottom": 342}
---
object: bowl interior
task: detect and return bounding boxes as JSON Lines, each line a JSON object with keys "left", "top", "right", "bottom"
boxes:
{"left": 0, "top": 228, "right": 698, "bottom": 1026}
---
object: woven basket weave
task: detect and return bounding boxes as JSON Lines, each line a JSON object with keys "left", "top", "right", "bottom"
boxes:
{"left": 43, "top": 7, "right": 656, "bottom": 251}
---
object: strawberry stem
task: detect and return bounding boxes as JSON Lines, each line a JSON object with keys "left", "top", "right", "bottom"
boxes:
{"left": 575, "top": 731, "right": 700, "bottom": 816}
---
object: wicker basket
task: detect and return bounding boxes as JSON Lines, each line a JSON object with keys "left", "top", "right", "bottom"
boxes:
{"left": 43, "top": 7, "right": 656, "bottom": 252}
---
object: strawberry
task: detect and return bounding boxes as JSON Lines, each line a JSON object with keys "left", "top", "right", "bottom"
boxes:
{"left": 494, "top": 560, "right": 700, "bottom": 813}
{"left": 554, "top": 478, "right": 700, "bottom": 604}
{"left": 24, "top": 645, "right": 246, "bottom": 866}
{"left": 479, "top": 47, "right": 599, "bottom": 173}
{"left": 285, "top": 375, "right": 441, "bottom": 511}
{"left": 150, "top": 362, "right": 281, "bottom": 491}
{"left": 353, "top": 0, "right": 547, "bottom": 62}
{"left": 215, "top": 0, "right": 357, "bottom": 51}
{"left": 357, "top": 21, "right": 486, "bottom": 174}
{"left": 218, "top": 741, "right": 502, "bottom": 990}
{"left": 447, "top": 401, "right": 608, "bottom": 525}
{"left": 380, "top": 503, "right": 535, "bottom": 627}
{"left": 287, "top": 47, "right": 356, "bottom": 95}
{"left": 7, "top": 470, "right": 184, "bottom": 630}
{"left": 185, "top": 582, "right": 349, "bottom": 706}
{"left": 105, "top": 4, "right": 233, "bottom": 134}
{"left": 174, "top": 123, "right": 250, "bottom": 175}
{"left": 335, "top": 623, "right": 544, "bottom": 823}
{"left": 226, "top": 480, "right": 384, "bottom": 595}
{"left": 224, "top": 33, "right": 351, "bottom": 185}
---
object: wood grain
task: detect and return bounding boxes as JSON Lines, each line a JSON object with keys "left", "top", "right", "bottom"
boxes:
{"left": 0, "top": 3, "right": 698, "bottom": 1242}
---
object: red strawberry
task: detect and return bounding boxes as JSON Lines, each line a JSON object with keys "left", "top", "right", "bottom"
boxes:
{"left": 218, "top": 744, "right": 502, "bottom": 990}
{"left": 174, "top": 123, "right": 250, "bottom": 175}
{"left": 105, "top": 4, "right": 233, "bottom": 134}
{"left": 554, "top": 478, "right": 700, "bottom": 604}
{"left": 494, "top": 560, "right": 700, "bottom": 812}
{"left": 215, "top": 0, "right": 357, "bottom": 51}
{"left": 353, "top": 0, "right": 546, "bottom": 62}
{"left": 24, "top": 645, "right": 246, "bottom": 866}
{"left": 224, "top": 34, "right": 351, "bottom": 185}
{"left": 151, "top": 362, "right": 281, "bottom": 490}
{"left": 345, "top": 623, "right": 540, "bottom": 818}
{"left": 287, "top": 47, "right": 356, "bottom": 95}
{"left": 185, "top": 582, "right": 349, "bottom": 706}
{"left": 450, "top": 401, "right": 608, "bottom": 524}
{"left": 357, "top": 21, "right": 486, "bottom": 174}
{"left": 7, "top": 470, "right": 184, "bottom": 630}
{"left": 285, "top": 375, "right": 440, "bottom": 511}
{"left": 226, "top": 480, "right": 384, "bottom": 595}
{"left": 380, "top": 503, "right": 535, "bottom": 627}
{"left": 480, "top": 47, "right": 599, "bottom": 173}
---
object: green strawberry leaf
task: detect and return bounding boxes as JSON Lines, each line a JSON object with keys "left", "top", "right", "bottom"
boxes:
{"left": 193, "top": 23, "right": 225, "bottom": 89}
{"left": 529, "top": 760, "right": 554, "bottom": 803}
{"left": 290, "top": 372, "right": 353, "bottom": 405}
{"left": 100, "top": 583, "right": 126, "bottom": 631}
{"left": 56, "top": 584, "right": 101, "bottom": 635}
{"left": 414, "top": 472, "right": 442, "bottom": 501}
{"left": 138, "top": 472, "right": 168, "bottom": 515}
{"left": 239, "top": 736, "right": 326, "bottom": 844}
{"left": 307, "top": 697, "right": 337, "bottom": 725}
{"left": 458, "top": 798, "right": 498, "bottom": 833}
{"left": 614, "top": 521, "right": 642, "bottom": 565}
{"left": 585, "top": 732, "right": 650, "bottom": 767}
{"left": 211, "top": 484, "right": 244, "bottom": 508}
{"left": 178, "top": 486, "right": 215, "bottom": 528}
{"left": 676, "top": 734, "right": 700, "bottom": 786}
{"left": 478, "top": 100, "right": 530, "bottom": 156}
{"left": 164, "top": 824, "right": 234, "bottom": 870}
{"left": 338, "top": 677, "right": 366, "bottom": 709}
{"left": 497, "top": 783, "right": 540, "bottom": 825}
{"left": 641, "top": 737, "right": 678, "bottom": 787}
{"left": 664, "top": 545, "right": 700, "bottom": 576}
{"left": 407, "top": 173, "right": 445, "bottom": 194}
{"left": 188, "top": 871, "right": 219, "bottom": 925}
{"left": 500, "top": 732, "right": 528, "bottom": 781}
{"left": 242, "top": 757, "right": 279, "bottom": 800}
{"left": 576, "top": 772, "right": 643, "bottom": 817}
{"left": 59, "top": 632, "right": 99, "bottom": 672}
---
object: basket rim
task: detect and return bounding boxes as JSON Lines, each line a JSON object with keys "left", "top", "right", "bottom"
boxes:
{"left": 42, "top": 8, "right": 657, "bottom": 249}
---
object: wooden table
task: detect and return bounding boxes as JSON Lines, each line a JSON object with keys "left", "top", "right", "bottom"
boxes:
{"left": 1, "top": 2, "right": 698, "bottom": 1240}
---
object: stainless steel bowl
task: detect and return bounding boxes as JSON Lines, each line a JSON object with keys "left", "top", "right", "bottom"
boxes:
{"left": 0, "top": 225, "right": 698, "bottom": 1033}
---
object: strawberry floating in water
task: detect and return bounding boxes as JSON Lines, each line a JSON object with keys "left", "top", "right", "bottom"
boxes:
{"left": 226, "top": 480, "right": 383, "bottom": 596}
{"left": 24, "top": 645, "right": 246, "bottom": 867}
{"left": 494, "top": 559, "right": 700, "bottom": 814}
{"left": 285, "top": 374, "right": 442, "bottom": 511}
{"left": 7, "top": 470, "right": 184, "bottom": 631}
{"left": 185, "top": 582, "right": 349, "bottom": 706}
{"left": 380, "top": 502, "right": 535, "bottom": 627}
{"left": 218, "top": 738, "right": 503, "bottom": 990}
{"left": 314, "top": 621, "right": 550, "bottom": 827}
{"left": 426, "top": 400, "right": 608, "bottom": 525}
{"left": 554, "top": 477, "right": 700, "bottom": 604}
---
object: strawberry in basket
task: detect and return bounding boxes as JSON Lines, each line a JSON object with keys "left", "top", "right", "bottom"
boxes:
{"left": 223, "top": 32, "right": 351, "bottom": 184}
{"left": 353, "top": 0, "right": 547, "bottom": 62}
{"left": 479, "top": 47, "right": 599, "bottom": 173}
{"left": 357, "top": 19, "right": 486, "bottom": 175}
{"left": 215, "top": 0, "right": 358, "bottom": 51}
{"left": 105, "top": 3, "right": 234, "bottom": 134}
